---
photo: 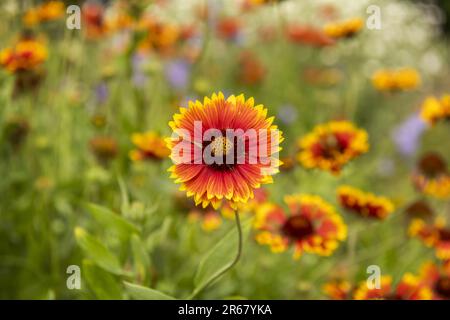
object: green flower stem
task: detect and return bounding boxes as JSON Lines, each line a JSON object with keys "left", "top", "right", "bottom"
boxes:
{"left": 188, "top": 211, "right": 243, "bottom": 300}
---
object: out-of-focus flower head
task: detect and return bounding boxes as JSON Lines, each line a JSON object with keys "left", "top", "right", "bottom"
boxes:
{"left": 337, "top": 185, "right": 395, "bottom": 220}
{"left": 167, "top": 92, "right": 283, "bottom": 209}
{"left": 354, "top": 272, "right": 434, "bottom": 300}
{"left": 297, "top": 121, "right": 369, "bottom": 175}
{"left": 372, "top": 68, "right": 421, "bottom": 92}
{"left": 138, "top": 15, "right": 179, "bottom": 55}
{"left": 82, "top": 1, "right": 108, "bottom": 39}
{"left": 392, "top": 114, "right": 427, "bottom": 157}
{"left": 165, "top": 59, "right": 191, "bottom": 91}
{"left": 412, "top": 152, "right": 450, "bottom": 199}
{"left": 404, "top": 200, "right": 434, "bottom": 224}
{"left": 89, "top": 135, "right": 118, "bottom": 164}
{"left": 409, "top": 217, "right": 450, "bottom": 260}
{"left": 0, "top": 36, "right": 47, "bottom": 73}
{"left": 302, "top": 67, "right": 343, "bottom": 87}
{"left": 323, "top": 18, "right": 364, "bottom": 39}
{"left": 23, "top": 1, "right": 65, "bottom": 26}
{"left": 420, "top": 95, "right": 450, "bottom": 126}
{"left": 4, "top": 116, "right": 30, "bottom": 150}
{"left": 254, "top": 194, "right": 347, "bottom": 259}
{"left": 188, "top": 208, "right": 222, "bottom": 233}
{"left": 277, "top": 104, "right": 298, "bottom": 125}
{"left": 216, "top": 17, "right": 242, "bottom": 42}
{"left": 406, "top": 262, "right": 450, "bottom": 300}
{"left": 323, "top": 279, "right": 352, "bottom": 300}
{"left": 286, "top": 24, "right": 335, "bottom": 47}
{"left": 238, "top": 51, "right": 266, "bottom": 85}
{"left": 129, "top": 131, "right": 170, "bottom": 162}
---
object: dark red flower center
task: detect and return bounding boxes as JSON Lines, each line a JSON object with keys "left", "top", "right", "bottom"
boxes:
{"left": 435, "top": 276, "right": 450, "bottom": 299}
{"left": 418, "top": 153, "right": 447, "bottom": 178}
{"left": 438, "top": 228, "right": 450, "bottom": 242}
{"left": 281, "top": 215, "right": 314, "bottom": 240}
{"left": 317, "top": 133, "right": 350, "bottom": 159}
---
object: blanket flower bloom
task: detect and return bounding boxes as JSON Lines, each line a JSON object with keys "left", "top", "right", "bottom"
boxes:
{"left": 337, "top": 185, "right": 395, "bottom": 220}
{"left": 372, "top": 68, "right": 421, "bottom": 92}
{"left": 353, "top": 274, "right": 432, "bottom": 300}
{"left": 0, "top": 38, "right": 47, "bottom": 73}
{"left": 254, "top": 194, "right": 347, "bottom": 259}
{"left": 412, "top": 153, "right": 450, "bottom": 199}
{"left": 129, "top": 131, "right": 170, "bottom": 161}
{"left": 413, "top": 262, "right": 450, "bottom": 300}
{"left": 323, "top": 279, "right": 352, "bottom": 300}
{"left": 297, "top": 121, "right": 369, "bottom": 174}
{"left": 323, "top": 18, "right": 363, "bottom": 39}
{"left": 167, "top": 92, "right": 283, "bottom": 209}
{"left": 409, "top": 217, "right": 450, "bottom": 260}
{"left": 23, "top": 1, "right": 65, "bottom": 26}
{"left": 420, "top": 95, "right": 450, "bottom": 125}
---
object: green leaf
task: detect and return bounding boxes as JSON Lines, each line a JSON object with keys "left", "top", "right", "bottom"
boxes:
{"left": 123, "top": 282, "right": 175, "bottom": 300}
{"left": 192, "top": 218, "right": 251, "bottom": 297}
{"left": 131, "top": 234, "right": 151, "bottom": 282}
{"left": 83, "top": 260, "right": 122, "bottom": 299}
{"left": 84, "top": 202, "right": 139, "bottom": 238}
{"left": 75, "top": 227, "right": 125, "bottom": 275}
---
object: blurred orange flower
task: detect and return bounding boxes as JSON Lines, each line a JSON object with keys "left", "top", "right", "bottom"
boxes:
{"left": 0, "top": 38, "right": 47, "bottom": 73}
{"left": 323, "top": 18, "right": 363, "bottom": 39}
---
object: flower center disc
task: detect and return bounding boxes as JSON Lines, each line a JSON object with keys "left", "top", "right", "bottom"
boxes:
{"left": 419, "top": 154, "right": 447, "bottom": 178}
{"left": 281, "top": 215, "right": 314, "bottom": 240}
{"left": 320, "top": 134, "right": 344, "bottom": 159}
{"left": 210, "top": 136, "right": 233, "bottom": 157}
{"left": 435, "top": 277, "right": 450, "bottom": 299}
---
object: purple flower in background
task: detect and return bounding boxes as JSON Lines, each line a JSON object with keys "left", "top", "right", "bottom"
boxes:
{"left": 392, "top": 114, "right": 427, "bottom": 157}
{"left": 165, "top": 59, "right": 191, "bottom": 91}
{"left": 277, "top": 104, "right": 298, "bottom": 125}
{"left": 131, "top": 53, "right": 149, "bottom": 88}
{"left": 95, "top": 82, "right": 109, "bottom": 104}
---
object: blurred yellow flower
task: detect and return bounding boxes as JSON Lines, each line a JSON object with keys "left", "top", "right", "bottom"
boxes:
{"left": 412, "top": 153, "right": 450, "bottom": 199}
{"left": 323, "top": 18, "right": 364, "bottom": 39}
{"left": 372, "top": 68, "right": 421, "bottom": 92}
{"left": 420, "top": 95, "right": 450, "bottom": 125}
{"left": 129, "top": 131, "right": 170, "bottom": 161}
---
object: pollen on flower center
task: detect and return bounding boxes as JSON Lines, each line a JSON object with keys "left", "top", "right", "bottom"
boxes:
{"left": 281, "top": 215, "right": 314, "bottom": 240}
{"left": 210, "top": 136, "right": 233, "bottom": 157}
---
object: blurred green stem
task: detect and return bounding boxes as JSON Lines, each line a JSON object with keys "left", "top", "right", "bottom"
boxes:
{"left": 188, "top": 211, "right": 243, "bottom": 300}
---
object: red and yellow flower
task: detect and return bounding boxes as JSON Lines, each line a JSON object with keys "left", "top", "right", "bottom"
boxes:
{"left": 412, "top": 153, "right": 450, "bottom": 199}
{"left": 372, "top": 68, "right": 421, "bottom": 92}
{"left": 323, "top": 18, "right": 363, "bottom": 39}
{"left": 254, "top": 194, "right": 347, "bottom": 259}
{"left": 129, "top": 131, "right": 170, "bottom": 161}
{"left": 337, "top": 185, "right": 395, "bottom": 220}
{"left": 167, "top": 92, "right": 283, "bottom": 209}
{"left": 409, "top": 217, "right": 450, "bottom": 260}
{"left": 221, "top": 187, "right": 268, "bottom": 220}
{"left": 0, "top": 38, "right": 47, "bottom": 73}
{"left": 408, "top": 262, "right": 450, "bottom": 300}
{"left": 420, "top": 95, "right": 450, "bottom": 126}
{"left": 297, "top": 121, "right": 369, "bottom": 175}
{"left": 323, "top": 279, "right": 352, "bottom": 300}
{"left": 352, "top": 272, "right": 432, "bottom": 300}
